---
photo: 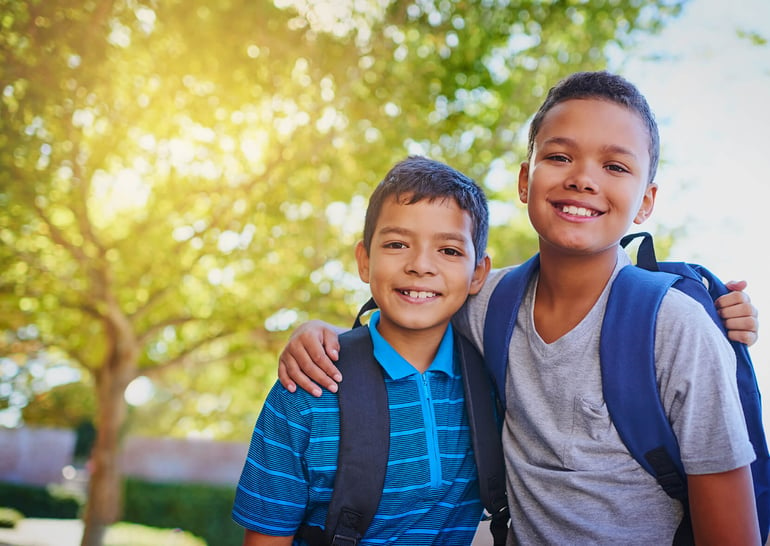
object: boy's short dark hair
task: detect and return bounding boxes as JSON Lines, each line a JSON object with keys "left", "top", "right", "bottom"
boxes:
{"left": 527, "top": 71, "right": 660, "bottom": 183}
{"left": 362, "top": 156, "right": 489, "bottom": 264}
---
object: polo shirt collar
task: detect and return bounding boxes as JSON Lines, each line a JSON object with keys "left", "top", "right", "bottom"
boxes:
{"left": 367, "top": 310, "right": 455, "bottom": 380}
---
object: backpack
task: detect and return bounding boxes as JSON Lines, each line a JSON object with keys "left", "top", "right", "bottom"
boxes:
{"left": 297, "top": 302, "right": 510, "bottom": 546}
{"left": 483, "top": 231, "right": 770, "bottom": 544}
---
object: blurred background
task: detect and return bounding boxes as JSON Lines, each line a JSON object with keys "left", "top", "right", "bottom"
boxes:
{"left": 1, "top": 0, "right": 767, "bottom": 544}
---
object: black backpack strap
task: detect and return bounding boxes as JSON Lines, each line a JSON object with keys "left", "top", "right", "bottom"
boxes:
{"left": 349, "top": 300, "right": 510, "bottom": 544}
{"left": 298, "top": 325, "right": 389, "bottom": 546}
{"left": 457, "top": 334, "right": 509, "bottom": 545}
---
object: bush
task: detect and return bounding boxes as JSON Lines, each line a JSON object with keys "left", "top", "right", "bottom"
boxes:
{"left": 0, "top": 507, "right": 23, "bottom": 528}
{"left": 122, "top": 478, "right": 242, "bottom": 546}
{"left": 105, "top": 522, "right": 206, "bottom": 546}
{"left": 0, "top": 482, "right": 82, "bottom": 518}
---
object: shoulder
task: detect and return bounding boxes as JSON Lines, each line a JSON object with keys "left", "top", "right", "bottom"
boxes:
{"left": 611, "top": 267, "right": 725, "bottom": 339}
{"left": 469, "top": 265, "right": 521, "bottom": 308}
{"left": 654, "top": 287, "right": 735, "bottom": 374}
{"left": 264, "top": 378, "right": 338, "bottom": 420}
{"left": 339, "top": 326, "right": 372, "bottom": 347}
{"left": 336, "top": 327, "right": 377, "bottom": 375}
{"left": 658, "top": 287, "right": 726, "bottom": 336}
{"left": 456, "top": 264, "right": 523, "bottom": 344}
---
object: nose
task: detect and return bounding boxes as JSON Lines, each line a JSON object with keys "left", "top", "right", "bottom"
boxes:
{"left": 566, "top": 163, "right": 598, "bottom": 193}
{"left": 406, "top": 247, "right": 437, "bottom": 276}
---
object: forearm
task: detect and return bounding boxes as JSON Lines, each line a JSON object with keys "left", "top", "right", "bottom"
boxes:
{"left": 688, "top": 466, "right": 760, "bottom": 545}
{"left": 242, "top": 529, "right": 294, "bottom": 546}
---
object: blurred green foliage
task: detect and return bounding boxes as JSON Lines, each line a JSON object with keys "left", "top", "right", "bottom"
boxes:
{"left": 1, "top": 0, "right": 684, "bottom": 439}
{"left": 0, "top": 0, "right": 684, "bottom": 537}
{"left": 0, "top": 482, "right": 82, "bottom": 518}
{"left": 122, "top": 478, "right": 240, "bottom": 546}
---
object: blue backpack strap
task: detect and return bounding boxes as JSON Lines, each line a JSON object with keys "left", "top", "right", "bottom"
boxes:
{"left": 619, "top": 232, "right": 770, "bottom": 543}
{"left": 298, "top": 325, "right": 389, "bottom": 546}
{"left": 602, "top": 266, "right": 687, "bottom": 489}
{"left": 482, "top": 255, "right": 541, "bottom": 405}
{"left": 689, "top": 263, "right": 770, "bottom": 543}
{"left": 457, "top": 333, "right": 509, "bottom": 546}
{"left": 602, "top": 264, "right": 696, "bottom": 545}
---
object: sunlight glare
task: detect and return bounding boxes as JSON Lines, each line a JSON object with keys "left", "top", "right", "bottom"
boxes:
{"left": 90, "top": 168, "right": 151, "bottom": 225}
{"left": 125, "top": 376, "right": 155, "bottom": 406}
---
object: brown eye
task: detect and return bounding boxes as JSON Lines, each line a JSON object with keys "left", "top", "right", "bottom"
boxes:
{"left": 606, "top": 163, "right": 629, "bottom": 174}
{"left": 383, "top": 242, "right": 407, "bottom": 249}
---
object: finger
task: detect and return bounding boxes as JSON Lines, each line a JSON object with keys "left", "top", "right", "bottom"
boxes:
{"left": 321, "top": 329, "right": 342, "bottom": 380}
{"left": 724, "top": 280, "right": 748, "bottom": 292}
{"left": 295, "top": 350, "right": 338, "bottom": 395}
{"left": 292, "top": 371, "right": 325, "bottom": 398}
{"left": 727, "top": 329, "right": 758, "bottom": 347}
{"left": 279, "top": 351, "right": 323, "bottom": 396}
{"left": 721, "top": 316, "right": 759, "bottom": 347}
{"left": 280, "top": 321, "right": 344, "bottom": 395}
{"left": 277, "top": 359, "right": 297, "bottom": 393}
{"left": 715, "top": 291, "right": 753, "bottom": 313}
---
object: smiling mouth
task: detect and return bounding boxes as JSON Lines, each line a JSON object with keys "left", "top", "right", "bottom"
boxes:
{"left": 398, "top": 290, "right": 438, "bottom": 299}
{"left": 558, "top": 204, "right": 601, "bottom": 217}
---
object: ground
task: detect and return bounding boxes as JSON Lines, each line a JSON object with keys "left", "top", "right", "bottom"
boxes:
{"left": 0, "top": 518, "right": 83, "bottom": 546}
{"left": 0, "top": 518, "right": 494, "bottom": 545}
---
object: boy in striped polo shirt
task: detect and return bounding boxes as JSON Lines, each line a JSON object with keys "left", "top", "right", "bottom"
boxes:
{"left": 232, "top": 156, "right": 493, "bottom": 545}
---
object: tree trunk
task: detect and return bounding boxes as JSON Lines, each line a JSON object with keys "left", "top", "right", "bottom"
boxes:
{"left": 80, "top": 340, "right": 137, "bottom": 546}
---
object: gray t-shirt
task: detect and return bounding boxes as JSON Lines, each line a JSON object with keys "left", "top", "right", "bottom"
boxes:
{"left": 455, "top": 249, "right": 755, "bottom": 544}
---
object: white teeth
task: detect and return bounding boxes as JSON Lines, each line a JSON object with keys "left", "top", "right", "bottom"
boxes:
{"left": 406, "top": 290, "right": 436, "bottom": 299}
{"left": 562, "top": 205, "right": 597, "bottom": 217}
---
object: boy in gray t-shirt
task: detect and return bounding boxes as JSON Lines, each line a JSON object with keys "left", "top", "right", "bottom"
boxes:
{"left": 277, "top": 72, "right": 762, "bottom": 543}
{"left": 449, "top": 71, "right": 758, "bottom": 543}
{"left": 456, "top": 249, "right": 755, "bottom": 543}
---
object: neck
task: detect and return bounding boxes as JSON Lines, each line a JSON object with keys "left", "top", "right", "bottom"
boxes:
{"left": 537, "top": 246, "right": 619, "bottom": 297}
{"left": 376, "top": 324, "right": 447, "bottom": 373}
{"left": 532, "top": 246, "right": 620, "bottom": 343}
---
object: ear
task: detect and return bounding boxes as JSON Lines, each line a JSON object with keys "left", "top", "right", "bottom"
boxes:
{"left": 518, "top": 162, "right": 530, "bottom": 204}
{"left": 468, "top": 254, "right": 491, "bottom": 296}
{"left": 633, "top": 183, "right": 658, "bottom": 224}
{"left": 355, "top": 240, "right": 371, "bottom": 283}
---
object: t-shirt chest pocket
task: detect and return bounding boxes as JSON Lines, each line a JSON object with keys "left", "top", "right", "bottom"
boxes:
{"left": 562, "top": 395, "right": 628, "bottom": 471}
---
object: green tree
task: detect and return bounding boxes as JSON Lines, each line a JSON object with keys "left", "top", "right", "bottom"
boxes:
{"left": 0, "top": 1, "right": 683, "bottom": 544}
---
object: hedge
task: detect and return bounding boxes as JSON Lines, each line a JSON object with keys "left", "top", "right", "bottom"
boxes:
{"left": 0, "top": 482, "right": 82, "bottom": 518}
{"left": 122, "top": 478, "right": 242, "bottom": 546}
{"left": 0, "top": 479, "right": 242, "bottom": 545}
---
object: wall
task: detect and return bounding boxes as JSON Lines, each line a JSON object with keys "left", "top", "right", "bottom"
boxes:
{"left": 119, "top": 435, "right": 248, "bottom": 485}
{"left": 0, "top": 427, "right": 75, "bottom": 486}
{"left": 0, "top": 427, "right": 248, "bottom": 487}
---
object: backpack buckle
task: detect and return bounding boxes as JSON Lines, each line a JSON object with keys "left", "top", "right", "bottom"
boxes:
{"left": 331, "top": 534, "right": 359, "bottom": 546}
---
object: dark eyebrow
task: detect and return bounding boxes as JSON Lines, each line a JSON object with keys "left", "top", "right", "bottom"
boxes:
{"left": 377, "top": 226, "right": 413, "bottom": 238}
{"left": 377, "top": 226, "right": 469, "bottom": 245}
{"left": 542, "top": 136, "right": 639, "bottom": 160}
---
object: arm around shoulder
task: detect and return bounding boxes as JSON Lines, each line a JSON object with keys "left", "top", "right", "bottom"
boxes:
{"left": 278, "top": 319, "right": 348, "bottom": 396}
{"left": 688, "top": 465, "right": 761, "bottom": 545}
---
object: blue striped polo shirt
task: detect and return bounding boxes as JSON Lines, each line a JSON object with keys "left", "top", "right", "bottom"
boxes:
{"left": 232, "top": 312, "right": 484, "bottom": 545}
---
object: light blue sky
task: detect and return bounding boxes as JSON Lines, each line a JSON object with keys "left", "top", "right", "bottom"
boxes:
{"left": 621, "top": 0, "right": 770, "bottom": 424}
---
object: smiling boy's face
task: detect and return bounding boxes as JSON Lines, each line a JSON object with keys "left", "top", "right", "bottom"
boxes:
{"left": 518, "top": 98, "right": 657, "bottom": 257}
{"left": 355, "top": 194, "right": 489, "bottom": 346}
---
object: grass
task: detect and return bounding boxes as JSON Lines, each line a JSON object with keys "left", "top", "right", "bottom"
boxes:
{"left": 0, "top": 508, "right": 23, "bottom": 528}
{"left": 105, "top": 522, "right": 206, "bottom": 546}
